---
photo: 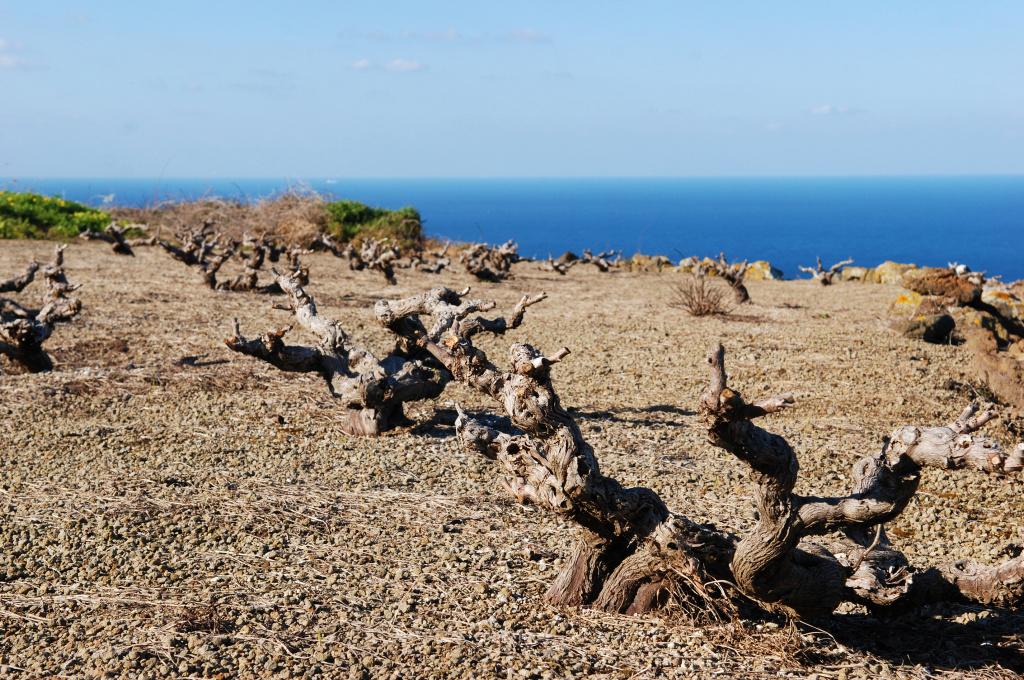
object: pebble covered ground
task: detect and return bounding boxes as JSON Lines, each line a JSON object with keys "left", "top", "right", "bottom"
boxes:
{"left": 1, "top": 241, "right": 1022, "bottom": 679}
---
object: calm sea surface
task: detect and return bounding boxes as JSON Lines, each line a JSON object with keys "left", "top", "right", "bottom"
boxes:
{"left": 6, "top": 177, "right": 1023, "bottom": 280}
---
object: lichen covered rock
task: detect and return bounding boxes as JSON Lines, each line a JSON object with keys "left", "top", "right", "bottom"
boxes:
{"left": 843, "top": 261, "right": 918, "bottom": 284}
{"left": 890, "top": 313, "right": 955, "bottom": 343}
{"left": 903, "top": 268, "right": 982, "bottom": 305}
{"left": 745, "top": 260, "right": 784, "bottom": 281}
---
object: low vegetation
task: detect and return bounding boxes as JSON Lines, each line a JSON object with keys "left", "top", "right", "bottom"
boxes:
{"left": 323, "top": 200, "right": 422, "bottom": 247}
{"left": 0, "top": 191, "right": 111, "bottom": 239}
{"left": 1, "top": 189, "right": 422, "bottom": 248}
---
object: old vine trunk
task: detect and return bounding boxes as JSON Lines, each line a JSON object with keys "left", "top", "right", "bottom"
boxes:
{"left": 384, "top": 303, "right": 1024, "bottom": 618}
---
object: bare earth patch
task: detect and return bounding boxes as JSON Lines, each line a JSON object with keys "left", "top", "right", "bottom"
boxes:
{"left": 1, "top": 241, "right": 1022, "bottom": 679}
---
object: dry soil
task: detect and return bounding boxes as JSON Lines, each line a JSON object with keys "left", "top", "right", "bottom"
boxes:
{"left": 1, "top": 241, "right": 1022, "bottom": 679}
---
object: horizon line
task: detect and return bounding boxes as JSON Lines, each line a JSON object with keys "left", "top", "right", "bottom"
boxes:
{"left": 5, "top": 173, "right": 1024, "bottom": 182}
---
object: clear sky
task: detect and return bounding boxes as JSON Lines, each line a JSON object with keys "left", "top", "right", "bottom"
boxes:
{"left": 1, "top": 1, "right": 1022, "bottom": 178}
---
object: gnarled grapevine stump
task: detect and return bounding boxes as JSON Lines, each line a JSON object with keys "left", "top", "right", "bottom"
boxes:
{"left": 799, "top": 256, "right": 853, "bottom": 285}
{"left": 708, "top": 253, "right": 751, "bottom": 304}
{"left": 219, "top": 234, "right": 308, "bottom": 294}
{"left": 399, "top": 320, "right": 1024, "bottom": 618}
{"left": 461, "top": 240, "right": 525, "bottom": 282}
{"left": 79, "top": 221, "right": 135, "bottom": 256}
{"left": 226, "top": 279, "right": 545, "bottom": 436}
{"left": 0, "top": 245, "right": 82, "bottom": 373}
{"left": 158, "top": 225, "right": 230, "bottom": 289}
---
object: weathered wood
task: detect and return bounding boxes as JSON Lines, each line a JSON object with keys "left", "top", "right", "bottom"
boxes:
{"left": 398, "top": 319, "right": 1024, "bottom": 618}
{"left": 360, "top": 238, "right": 399, "bottom": 285}
{"left": 799, "top": 256, "right": 853, "bottom": 285}
{"left": 228, "top": 282, "right": 545, "bottom": 436}
{"left": 538, "top": 255, "right": 574, "bottom": 275}
{"left": 309, "top": 232, "right": 345, "bottom": 257}
{"left": 579, "top": 249, "right": 616, "bottom": 272}
{"left": 0, "top": 245, "right": 82, "bottom": 373}
{"left": 313, "top": 235, "right": 400, "bottom": 283}
{"left": 699, "top": 344, "right": 1024, "bottom": 616}
{"left": 406, "top": 243, "right": 452, "bottom": 274}
{"left": 376, "top": 287, "right": 546, "bottom": 344}
{"left": 218, "top": 234, "right": 309, "bottom": 294}
{"left": 226, "top": 273, "right": 447, "bottom": 436}
{"left": 0, "top": 261, "right": 38, "bottom": 294}
{"left": 124, "top": 224, "right": 161, "bottom": 247}
{"left": 461, "top": 240, "right": 525, "bottom": 282}
{"left": 708, "top": 253, "right": 750, "bottom": 304}
{"left": 158, "top": 225, "right": 230, "bottom": 289}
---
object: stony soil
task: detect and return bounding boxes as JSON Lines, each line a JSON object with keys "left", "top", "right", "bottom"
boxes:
{"left": 1, "top": 241, "right": 1023, "bottom": 679}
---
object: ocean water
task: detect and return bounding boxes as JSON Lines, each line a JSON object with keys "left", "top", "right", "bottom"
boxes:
{"left": 5, "top": 176, "right": 1023, "bottom": 280}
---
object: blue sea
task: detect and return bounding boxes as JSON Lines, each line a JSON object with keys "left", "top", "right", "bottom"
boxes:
{"left": 5, "top": 176, "right": 1023, "bottom": 280}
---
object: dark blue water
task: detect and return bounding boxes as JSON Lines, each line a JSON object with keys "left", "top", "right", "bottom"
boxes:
{"left": 5, "top": 176, "right": 1023, "bottom": 280}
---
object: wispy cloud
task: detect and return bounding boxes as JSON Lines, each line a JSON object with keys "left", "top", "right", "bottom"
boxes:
{"left": 401, "top": 28, "right": 459, "bottom": 41}
{"left": 384, "top": 59, "right": 425, "bottom": 72}
{"left": 351, "top": 59, "right": 427, "bottom": 73}
{"left": 811, "top": 105, "right": 856, "bottom": 116}
{"left": 73, "top": 14, "right": 89, "bottom": 24}
{"left": 0, "top": 39, "right": 32, "bottom": 71}
{"left": 764, "top": 122, "right": 783, "bottom": 132}
{"left": 502, "top": 29, "right": 552, "bottom": 44}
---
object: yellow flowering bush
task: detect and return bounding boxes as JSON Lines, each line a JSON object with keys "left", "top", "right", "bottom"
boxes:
{"left": 0, "top": 191, "right": 112, "bottom": 239}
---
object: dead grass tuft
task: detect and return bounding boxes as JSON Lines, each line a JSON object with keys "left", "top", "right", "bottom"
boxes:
{"left": 110, "top": 187, "right": 329, "bottom": 246}
{"left": 669, "top": 273, "right": 735, "bottom": 316}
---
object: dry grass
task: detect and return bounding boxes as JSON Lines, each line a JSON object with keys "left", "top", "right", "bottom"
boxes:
{"left": 669, "top": 272, "right": 735, "bottom": 316}
{"left": 110, "top": 188, "right": 329, "bottom": 246}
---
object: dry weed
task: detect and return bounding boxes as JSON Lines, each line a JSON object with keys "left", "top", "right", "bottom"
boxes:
{"left": 669, "top": 272, "right": 734, "bottom": 316}
{"left": 110, "top": 187, "right": 328, "bottom": 246}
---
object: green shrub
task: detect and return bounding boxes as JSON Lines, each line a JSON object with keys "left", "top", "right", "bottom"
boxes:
{"left": 0, "top": 191, "right": 112, "bottom": 239}
{"left": 323, "top": 200, "right": 422, "bottom": 247}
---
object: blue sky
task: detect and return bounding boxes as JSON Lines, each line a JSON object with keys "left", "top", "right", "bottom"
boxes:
{"left": 1, "top": 1, "right": 1022, "bottom": 177}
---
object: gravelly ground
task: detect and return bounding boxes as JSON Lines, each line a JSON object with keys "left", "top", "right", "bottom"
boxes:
{"left": 1, "top": 241, "right": 1022, "bottom": 679}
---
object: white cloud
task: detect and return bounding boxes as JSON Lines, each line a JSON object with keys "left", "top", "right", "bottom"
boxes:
{"left": 402, "top": 28, "right": 459, "bottom": 41}
{"left": 764, "top": 122, "right": 783, "bottom": 132}
{"left": 351, "top": 59, "right": 427, "bottom": 73}
{"left": 811, "top": 105, "right": 853, "bottom": 116}
{"left": 503, "top": 29, "right": 552, "bottom": 44}
{"left": 73, "top": 14, "right": 89, "bottom": 24}
{"left": 0, "top": 42, "right": 32, "bottom": 71}
{"left": 383, "top": 59, "right": 425, "bottom": 72}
